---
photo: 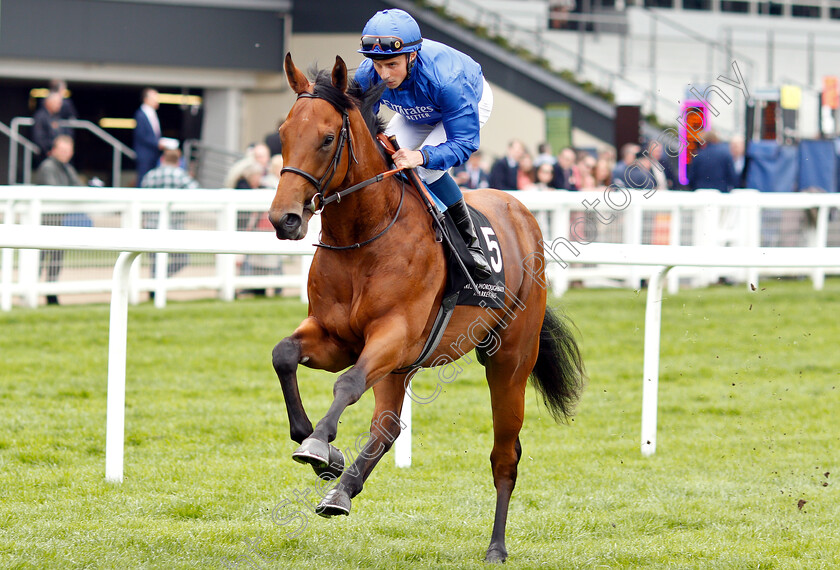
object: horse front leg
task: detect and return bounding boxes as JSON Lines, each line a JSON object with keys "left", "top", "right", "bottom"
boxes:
{"left": 274, "top": 317, "right": 353, "bottom": 479}
{"left": 293, "top": 318, "right": 411, "bottom": 515}
{"left": 315, "top": 374, "right": 407, "bottom": 517}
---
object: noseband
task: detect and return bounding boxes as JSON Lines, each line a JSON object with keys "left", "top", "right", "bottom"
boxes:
{"left": 280, "top": 92, "right": 357, "bottom": 212}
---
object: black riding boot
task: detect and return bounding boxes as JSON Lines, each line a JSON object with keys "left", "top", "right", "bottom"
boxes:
{"left": 447, "top": 198, "right": 492, "bottom": 280}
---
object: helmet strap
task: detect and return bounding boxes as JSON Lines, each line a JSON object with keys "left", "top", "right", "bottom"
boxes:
{"left": 406, "top": 53, "right": 416, "bottom": 79}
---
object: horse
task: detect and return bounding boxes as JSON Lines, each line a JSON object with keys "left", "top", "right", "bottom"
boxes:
{"left": 267, "top": 53, "right": 585, "bottom": 563}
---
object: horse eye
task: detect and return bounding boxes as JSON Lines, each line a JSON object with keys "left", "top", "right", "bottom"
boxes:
{"left": 323, "top": 134, "right": 335, "bottom": 147}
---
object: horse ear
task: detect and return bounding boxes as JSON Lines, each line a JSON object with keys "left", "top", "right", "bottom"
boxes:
{"left": 285, "top": 53, "right": 310, "bottom": 95}
{"left": 331, "top": 56, "right": 348, "bottom": 93}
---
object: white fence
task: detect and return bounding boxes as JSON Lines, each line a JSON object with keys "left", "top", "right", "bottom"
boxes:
{"left": 0, "top": 224, "right": 321, "bottom": 482}
{"left": 566, "top": 243, "right": 840, "bottom": 459}
{"left": 3, "top": 227, "right": 840, "bottom": 480}
{"left": 3, "top": 186, "right": 840, "bottom": 309}
{"left": 1, "top": 187, "right": 317, "bottom": 310}
{"left": 3, "top": 186, "right": 840, "bottom": 480}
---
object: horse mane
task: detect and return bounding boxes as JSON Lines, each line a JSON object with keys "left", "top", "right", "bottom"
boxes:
{"left": 310, "top": 67, "right": 388, "bottom": 142}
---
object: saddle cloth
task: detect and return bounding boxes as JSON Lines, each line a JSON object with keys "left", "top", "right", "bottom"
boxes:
{"left": 442, "top": 204, "right": 506, "bottom": 310}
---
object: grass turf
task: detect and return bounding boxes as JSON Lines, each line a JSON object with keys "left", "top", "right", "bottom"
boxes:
{"left": 1, "top": 278, "right": 838, "bottom": 568}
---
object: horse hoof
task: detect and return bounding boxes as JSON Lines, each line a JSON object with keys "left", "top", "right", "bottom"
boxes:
{"left": 313, "top": 444, "right": 344, "bottom": 480}
{"left": 292, "top": 437, "right": 344, "bottom": 479}
{"left": 292, "top": 437, "right": 330, "bottom": 468}
{"left": 315, "top": 488, "right": 351, "bottom": 518}
{"left": 484, "top": 545, "right": 507, "bottom": 564}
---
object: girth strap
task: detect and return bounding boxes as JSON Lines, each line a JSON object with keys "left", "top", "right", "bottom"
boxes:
{"left": 393, "top": 291, "right": 459, "bottom": 374}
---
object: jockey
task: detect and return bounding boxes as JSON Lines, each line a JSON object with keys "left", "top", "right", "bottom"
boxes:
{"left": 355, "top": 8, "right": 493, "bottom": 280}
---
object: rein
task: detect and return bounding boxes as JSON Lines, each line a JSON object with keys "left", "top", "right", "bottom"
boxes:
{"left": 281, "top": 90, "right": 406, "bottom": 251}
{"left": 315, "top": 179, "right": 406, "bottom": 251}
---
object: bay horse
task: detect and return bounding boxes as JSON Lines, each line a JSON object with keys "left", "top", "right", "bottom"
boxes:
{"left": 268, "top": 53, "right": 585, "bottom": 563}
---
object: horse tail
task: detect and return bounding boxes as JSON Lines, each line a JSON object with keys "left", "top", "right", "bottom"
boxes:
{"left": 529, "top": 305, "right": 586, "bottom": 422}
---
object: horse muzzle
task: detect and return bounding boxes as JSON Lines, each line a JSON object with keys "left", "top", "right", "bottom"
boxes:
{"left": 270, "top": 211, "right": 306, "bottom": 240}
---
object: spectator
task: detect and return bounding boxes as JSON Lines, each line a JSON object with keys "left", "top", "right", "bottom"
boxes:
{"left": 517, "top": 153, "right": 536, "bottom": 190}
{"left": 251, "top": 143, "right": 274, "bottom": 187}
{"left": 141, "top": 148, "right": 197, "bottom": 280}
{"left": 576, "top": 153, "right": 597, "bottom": 190}
{"left": 34, "top": 134, "right": 82, "bottom": 187}
{"left": 620, "top": 149, "right": 656, "bottom": 190}
{"left": 489, "top": 139, "right": 525, "bottom": 190}
{"left": 133, "top": 87, "right": 165, "bottom": 187}
{"left": 264, "top": 119, "right": 284, "bottom": 157}
{"left": 141, "top": 148, "right": 198, "bottom": 194}
{"left": 598, "top": 147, "right": 616, "bottom": 165}
{"left": 34, "top": 135, "right": 84, "bottom": 305}
{"left": 535, "top": 142, "right": 556, "bottom": 168}
{"left": 233, "top": 161, "right": 265, "bottom": 231}
{"left": 548, "top": 0, "right": 573, "bottom": 29}
{"left": 593, "top": 158, "right": 613, "bottom": 187}
{"left": 32, "top": 92, "right": 71, "bottom": 159}
{"left": 234, "top": 160, "right": 271, "bottom": 296}
{"left": 234, "top": 161, "right": 264, "bottom": 192}
{"left": 223, "top": 143, "right": 272, "bottom": 189}
{"left": 258, "top": 153, "right": 286, "bottom": 291}
{"left": 263, "top": 154, "right": 285, "bottom": 191}
{"left": 688, "top": 131, "right": 737, "bottom": 192}
{"left": 528, "top": 161, "right": 559, "bottom": 191}
{"left": 452, "top": 150, "right": 490, "bottom": 189}
{"left": 143, "top": 148, "right": 198, "bottom": 280}
{"left": 730, "top": 134, "right": 746, "bottom": 188}
{"left": 553, "top": 147, "right": 578, "bottom": 190}
{"left": 612, "top": 143, "right": 640, "bottom": 185}
{"left": 48, "top": 79, "right": 78, "bottom": 120}
{"left": 646, "top": 139, "right": 679, "bottom": 191}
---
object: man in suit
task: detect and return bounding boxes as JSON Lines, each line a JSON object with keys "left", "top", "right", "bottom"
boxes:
{"left": 48, "top": 79, "right": 78, "bottom": 120}
{"left": 32, "top": 92, "right": 72, "bottom": 161}
{"left": 688, "top": 131, "right": 737, "bottom": 192}
{"left": 622, "top": 149, "right": 656, "bottom": 190}
{"left": 488, "top": 139, "right": 525, "bottom": 190}
{"left": 452, "top": 150, "right": 490, "bottom": 189}
{"left": 133, "top": 87, "right": 165, "bottom": 187}
{"left": 552, "top": 146, "right": 579, "bottom": 191}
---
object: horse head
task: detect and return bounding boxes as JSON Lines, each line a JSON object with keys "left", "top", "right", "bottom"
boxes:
{"left": 269, "top": 54, "right": 356, "bottom": 240}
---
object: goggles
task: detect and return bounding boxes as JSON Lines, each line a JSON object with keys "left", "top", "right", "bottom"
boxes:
{"left": 360, "top": 35, "right": 420, "bottom": 53}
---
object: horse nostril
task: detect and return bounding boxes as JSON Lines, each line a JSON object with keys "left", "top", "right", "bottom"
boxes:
{"left": 281, "top": 213, "right": 301, "bottom": 231}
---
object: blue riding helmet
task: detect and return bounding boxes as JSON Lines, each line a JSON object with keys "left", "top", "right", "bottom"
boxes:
{"left": 358, "top": 9, "right": 423, "bottom": 57}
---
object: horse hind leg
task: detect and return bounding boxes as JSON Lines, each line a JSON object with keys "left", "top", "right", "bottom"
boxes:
{"left": 483, "top": 304, "right": 585, "bottom": 562}
{"left": 483, "top": 354, "right": 529, "bottom": 564}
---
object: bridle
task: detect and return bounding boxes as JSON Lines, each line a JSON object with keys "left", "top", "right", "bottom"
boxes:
{"left": 280, "top": 91, "right": 357, "bottom": 213}
{"left": 278, "top": 90, "right": 406, "bottom": 250}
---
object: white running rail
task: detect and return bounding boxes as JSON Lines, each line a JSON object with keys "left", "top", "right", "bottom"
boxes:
{"left": 0, "top": 224, "right": 316, "bottom": 482}
{"left": 393, "top": 242, "right": 840, "bottom": 467}
{"left": 3, "top": 194, "right": 840, "bottom": 477}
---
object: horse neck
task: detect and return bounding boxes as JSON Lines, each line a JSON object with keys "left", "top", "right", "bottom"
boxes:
{"left": 319, "top": 117, "right": 406, "bottom": 245}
